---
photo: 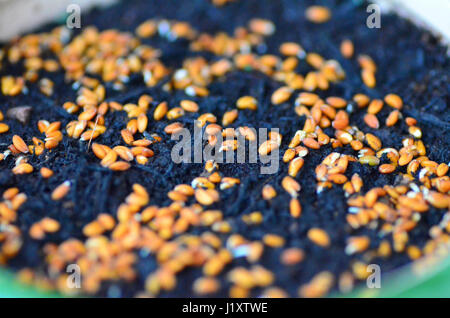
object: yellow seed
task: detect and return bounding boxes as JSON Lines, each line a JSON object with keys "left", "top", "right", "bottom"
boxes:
{"left": 299, "top": 271, "right": 335, "bottom": 298}
{"left": 242, "top": 212, "right": 264, "bottom": 226}
{"left": 303, "top": 71, "right": 317, "bottom": 91}
{"left": 262, "top": 185, "right": 277, "bottom": 200}
{"left": 386, "top": 110, "right": 400, "bottom": 127}
{"left": 40, "top": 167, "right": 53, "bottom": 178}
{"left": 405, "top": 117, "right": 417, "bottom": 126}
{"left": 72, "top": 120, "right": 87, "bottom": 139}
{"left": 204, "top": 124, "right": 221, "bottom": 136}
{"left": 133, "top": 139, "right": 152, "bottom": 147}
{"left": 168, "top": 190, "right": 188, "bottom": 202}
{"left": 137, "top": 114, "right": 148, "bottom": 133}
{"left": 121, "top": 129, "right": 134, "bottom": 145}
{"left": 238, "top": 126, "right": 256, "bottom": 141}
{"left": 359, "top": 155, "right": 380, "bottom": 166}
{"left": 281, "top": 176, "right": 301, "bottom": 197}
{"left": 416, "top": 140, "right": 426, "bottom": 156}
{"left": 326, "top": 97, "right": 347, "bottom": 109}
{"left": 174, "top": 184, "right": 195, "bottom": 196}
{"left": 263, "top": 234, "right": 285, "bottom": 247}
{"left": 251, "top": 265, "right": 274, "bottom": 287}
{"left": 351, "top": 174, "right": 363, "bottom": 192}
{"left": 228, "top": 268, "right": 255, "bottom": 289}
{"left": 364, "top": 113, "right": 379, "bottom": 129}
{"left": 195, "top": 189, "right": 219, "bottom": 206}
{"left": 12, "top": 163, "right": 33, "bottom": 175}
{"left": 426, "top": 191, "right": 449, "bottom": 209}
{"left": 136, "top": 20, "right": 156, "bottom": 38}
{"left": 211, "top": 59, "right": 233, "bottom": 77}
{"left": 283, "top": 148, "right": 296, "bottom": 162}
{"left": 379, "top": 164, "right": 395, "bottom": 174}
{"left": 164, "top": 122, "right": 184, "bottom": 135}
{"left": 269, "top": 131, "right": 282, "bottom": 145}
{"left": 83, "top": 221, "right": 104, "bottom": 237}
{"left": 40, "top": 217, "right": 60, "bottom": 233}
{"left": 306, "top": 6, "right": 331, "bottom": 23}
{"left": 109, "top": 161, "right": 131, "bottom": 171}
{"left": 193, "top": 277, "right": 220, "bottom": 295}
{"left": 281, "top": 248, "right": 304, "bottom": 265}
{"left": 367, "top": 99, "right": 383, "bottom": 114}
{"left": 258, "top": 140, "right": 279, "bottom": 156}
{"left": 96, "top": 213, "right": 115, "bottom": 231}
{"left": 51, "top": 181, "right": 71, "bottom": 200}
{"left": 127, "top": 119, "right": 138, "bottom": 134}
{"left": 12, "top": 135, "right": 28, "bottom": 153}
{"left": 236, "top": 96, "right": 257, "bottom": 110}
{"left": 378, "top": 240, "right": 392, "bottom": 258}
{"left": 271, "top": 86, "right": 292, "bottom": 105}
{"left": 353, "top": 94, "right": 370, "bottom": 108}
{"left": 288, "top": 157, "right": 304, "bottom": 177}
{"left": 136, "top": 155, "right": 148, "bottom": 165}
{"left": 283, "top": 56, "right": 299, "bottom": 72}
{"left": 166, "top": 107, "right": 185, "bottom": 120}
{"left": 101, "top": 150, "right": 118, "bottom": 167}
{"left": 358, "top": 55, "right": 377, "bottom": 72}
{"left": 131, "top": 146, "right": 154, "bottom": 158}
{"left": 91, "top": 143, "right": 109, "bottom": 159}
{"left": 436, "top": 163, "right": 449, "bottom": 177}
{"left": 138, "top": 95, "right": 153, "bottom": 111}
{"left": 328, "top": 173, "right": 347, "bottom": 184}
{"left": 399, "top": 153, "right": 413, "bottom": 166}
{"left": 180, "top": 100, "right": 199, "bottom": 112}
{"left": 203, "top": 257, "right": 225, "bottom": 277}
{"left": 249, "top": 18, "right": 275, "bottom": 36}
{"left": 361, "top": 69, "right": 376, "bottom": 88}
{"left": 290, "top": 198, "right": 302, "bottom": 218}
{"left": 384, "top": 94, "right": 403, "bottom": 109}
{"left": 303, "top": 137, "right": 320, "bottom": 149}
{"left": 365, "top": 133, "right": 382, "bottom": 150}
{"left": 306, "top": 53, "right": 325, "bottom": 69}
{"left": 3, "top": 188, "right": 19, "bottom": 200}
{"left": 0, "top": 123, "right": 9, "bottom": 133}
{"left": 154, "top": 101, "right": 168, "bottom": 120}
{"left": 220, "top": 139, "right": 238, "bottom": 151}
{"left": 345, "top": 236, "right": 370, "bottom": 254}
{"left": 9, "top": 193, "right": 25, "bottom": 212}
{"left": 29, "top": 223, "right": 45, "bottom": 240}
{"left": 340, "top": 39, "right": 354, "bottom": 58}
{"left": 407, "top": 246, "right": 422, "bottom": 260}
{"left": 222, "top": 109, "right": 238, "bottom": 126}
{"left": 220, "top": 177, "right": 240, "bottom": 190}
{"left": 78, "top": 107, "right": 97, "bottom": 121}
{"left": 113, "top": 146, "right": 134, "bottom": 162}
{"left": 332, "top": 110, "right": 349, "bottom": 130}
{"left": 79, "top": 129, "right": 100, "bottom": 142}
{"left": 307, "top": 228, "right": 330, "bottom": 247}
{"left": 296, "top": 92, "right": 319, "bottom": 106}
{"left": 280, "top": 42, "right": 304, "bottom": 57}
{"left": 409, "top": 126, "right": 422, "bottom": 139}
{"left": 197, "top": 113, "right": 217, "bottom": 127}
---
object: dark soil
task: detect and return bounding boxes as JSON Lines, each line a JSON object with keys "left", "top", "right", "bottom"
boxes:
{"left": 0, "top": 0, "right": 449, "bottom": 297}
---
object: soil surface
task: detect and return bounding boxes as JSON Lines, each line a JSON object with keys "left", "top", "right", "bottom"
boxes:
{"left": 0, "top": 0, "right": 449, "bottom": 297}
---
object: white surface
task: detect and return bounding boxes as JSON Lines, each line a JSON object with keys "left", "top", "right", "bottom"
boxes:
{"left": 0, "top": 0, "right": 448, "bottom": 44}
{"left": 375, "top": 0, "right": 450, "bottom": 43}
{"left": 0, "top": 0, "right": 116, "bottom": 41}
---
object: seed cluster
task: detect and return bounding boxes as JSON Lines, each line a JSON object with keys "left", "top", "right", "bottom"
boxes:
{"left": 0, "top": 0, "right": 449, "bottom": 298}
